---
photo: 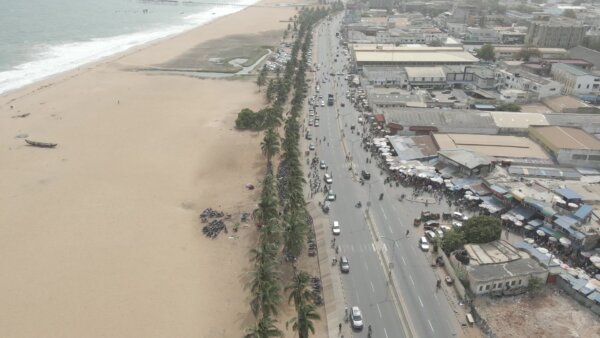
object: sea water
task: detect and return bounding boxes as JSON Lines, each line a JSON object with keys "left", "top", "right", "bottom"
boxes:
{"left": 0, "top": 0, "right": 258, "bottom": 94}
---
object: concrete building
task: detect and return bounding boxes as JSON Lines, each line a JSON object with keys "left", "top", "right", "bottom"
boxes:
{"left": 542, "top": 95, "right": 598, "bottom": 114}
{"left": 495, "top": 68, "right": 563, "bottom": 101}
{"left": 569, "top": 46, "right": 600, "bottom": 70}
{"left": 362, "top": 66, "right": 407, "bottom": 87}
{"left": 493, "top": 46, "right": 569, "bottom": 60}
{"left": 550, "top": 63, "right": 600, "bottom": 95}
{"left": 465, "top": 27, "right": 499, "bottom": 43}
{"left": 432, "top": 133, "right": 552, "bottom": 165}
{"left": 490, "top": 112, "right": 549, "bottom": 135}
{"left": 380, "top": 108, "right": 499, "bottom": 135}
{"left": 529, "top": 126, "right": 600, "bottom": 168}
{"left": 455, "top": 241, "right": 548, "bottom": 296}
{"left": 525, "top": 19, "right": 587, "bottom": 49}
{"left": 438, "top": 149, "right": 494, "bottom": 176}
{"left": 405, "top": 67, "right": 446, "bottom": 88}
{"left": 445, "top": 65, "right": 496, "bottom": 89}
{"left": 354, "top": 50, "right": 479, "bottom": 67}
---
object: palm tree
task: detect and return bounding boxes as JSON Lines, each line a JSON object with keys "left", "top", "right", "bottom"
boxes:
{"left": 286, "top": 302, "right": 321, "bottom": 338}
{"left": 247, "top": 258, "right": 281, "bottom": 317}
{"left": 285, "top": 271, "right": 313, "bottom": 309}
{"left": 261, "top": 127, "right": 280, "bottom": 163}
{"left": 245, "top": 315, "right": 284, "bottom": 338}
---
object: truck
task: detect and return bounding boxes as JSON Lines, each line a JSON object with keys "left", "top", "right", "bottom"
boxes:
{"left": 327, "top": 94, "right": 334, "bottom": 106}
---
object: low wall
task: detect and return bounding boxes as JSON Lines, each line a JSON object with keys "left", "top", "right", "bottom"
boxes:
{"left": 555, "top": 275, "right": 600, "bottom": 317}
{"left": 441, "top": 252, "right": 468, "bottom": 300}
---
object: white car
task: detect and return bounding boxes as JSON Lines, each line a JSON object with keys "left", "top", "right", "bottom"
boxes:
{"left": 419, "top": 237, "right": 430, "bottom": 251}
{"left": 332, "top": 221, "right": 341, "bottom": 235}
{"left": 324, "top": 173, "right": 333, "bottom": 184}
{"left": 452, "top": 221, "right": 463, "bottom": 228}
{"left": 314, "top": 121, "right": 320, "bottom": 127}
{"left": 327, "top": 191, "right": 336, "bottom": 201}
{"left": 309, "top": 144, "right": 315, "bottom": 151}
{"left": 435, "top": 229, "right": 444, "bottom": 239}
{"left": 425, "top": 230, "right": 437, "bottom": 241}
{"left": 319, "top": 160, "right": 327, "bottom": 169}
{"left": 351, "top": 306, "right": 364, "bottom": 330}
{"left": 320, "top": 100, "right": 325, "bottom": 107}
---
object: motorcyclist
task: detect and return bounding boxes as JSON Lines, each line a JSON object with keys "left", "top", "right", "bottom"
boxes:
{"left": 379, "top": 193, "right": 384, "bottom": 200}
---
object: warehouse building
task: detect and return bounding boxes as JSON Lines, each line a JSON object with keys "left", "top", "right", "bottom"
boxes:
{"left": 529, "top": 126, "right": 600, "bottom": 168}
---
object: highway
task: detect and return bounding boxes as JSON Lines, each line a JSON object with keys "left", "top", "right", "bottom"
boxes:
{"left": 308, "top": 14, "right": 461, "bottom": 338}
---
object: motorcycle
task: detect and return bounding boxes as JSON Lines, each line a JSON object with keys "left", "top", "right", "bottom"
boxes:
{"left": 379, "top": 193, "right": 384, "bottom": 200}
{"left": 355, "top": 201, "right": 362, "bottom": 208}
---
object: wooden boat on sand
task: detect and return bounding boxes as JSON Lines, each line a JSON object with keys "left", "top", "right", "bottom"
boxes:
{"left": 25, "top": 139, "right": 57, "bottom": 148}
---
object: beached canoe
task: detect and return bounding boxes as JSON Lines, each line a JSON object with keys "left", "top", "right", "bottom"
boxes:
{"left": 25, "top": 139, "right": 57, "bottom": 148}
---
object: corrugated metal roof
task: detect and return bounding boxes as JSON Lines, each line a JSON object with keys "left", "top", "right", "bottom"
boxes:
{"left": 554, "top": 188, "right": 582, "bottom": 200}
{"left": 530, "top": 126, "right": 600, "bottom": 150}
{"left": 355, "top": 51, "right": 479, "bottom": 63}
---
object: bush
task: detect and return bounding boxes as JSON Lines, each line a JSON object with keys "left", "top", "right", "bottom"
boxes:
{"left": 496, "top": 103, "right": 521, "bottom": 112}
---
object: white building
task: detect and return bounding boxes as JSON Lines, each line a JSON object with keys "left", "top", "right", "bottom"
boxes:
{"left": 495, "top": 69, "right": 563, "bottom": 101}
{"left": 551, "top": 63, "right": 600, "bottom": 95}
{"left": 405, "top": 67, "right": 446, "bottom": 88}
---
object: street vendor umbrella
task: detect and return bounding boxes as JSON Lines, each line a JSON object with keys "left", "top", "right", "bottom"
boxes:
{"left": 524, "top": 238, "right": 535, "bottom": 244}
{"left": 537, "top": 247, "right": 549, "bottom": 254}
{"left": 536, "top": 229, "right": 546, "bottom": 237}
{"left": 559, "top": 237, "right": 572, "bottom": 246}
{"left": 516, "top": 215, "right": 525, "bottom": 221}
{"left": 514, "top": 221, "right": 523, "bottom": 227}
{"left": 594, "top": 261, "right": 600, "bottom": 269}
{"left": 500, "top": 214, "right": 510, "bottom": 220}
{"left": 386, "top": 157, "right": 394, "bottom": 162}
{"left": 590, "top": 255, "right": 600, "bottom": 264}
{"left": 524, "top": 225, "right": 534, "bottom": 231}
{"left": 581, "top": 251, "right": 594, "bottom": 258}
{"left": 548, "top": 236, "right": 557, "bottom": 242}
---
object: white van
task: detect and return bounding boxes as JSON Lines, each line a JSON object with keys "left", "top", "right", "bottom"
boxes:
{"left": 332, "top": 221, "right": 341, "bottom": 235}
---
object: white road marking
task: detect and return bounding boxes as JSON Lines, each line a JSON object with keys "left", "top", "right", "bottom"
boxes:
{"left": 351, "top": 245, "right": 355, "bottom": 252}
{"left": 381, "top": 207, "right": 388, "bottom": 220}
{"left": 370, "top": 281, "right": 375, "bottom": 293}
{"left": 383, "top": 243, "right": 388, "bottom": 252}
{"left": 355, "top": 291, "right": 360, "bottom": 303}
{"left": 388, "top": 224, "right": 394, "bottom": 233}
{"left": 384, "top": 327, "right": 389, "bottom": 338}
{"left": 377, "top": 303, "right": 382, "bottom": 318}
{"left": 418, "top": 296, "right": 424, "bottom": 308}
{"left": 409, "top": 275, "right": 415, "bottom": 286}
{"left": 401, "top": 256, "right": 407, "bottom": 266}
{"left": 428, "top": 319, "right": 435, "bottom": 332}
{"left": 371, "top": 243, "right": 376, "bottom": 252}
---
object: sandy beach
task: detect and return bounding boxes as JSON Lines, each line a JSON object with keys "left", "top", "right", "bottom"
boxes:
{"left": 0, "top": 1, "right": 301, "bottom": 337}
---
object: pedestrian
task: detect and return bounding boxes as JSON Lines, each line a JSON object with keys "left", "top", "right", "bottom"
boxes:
{"left": 339, "top": 323, "right": 342, "bottom": 332}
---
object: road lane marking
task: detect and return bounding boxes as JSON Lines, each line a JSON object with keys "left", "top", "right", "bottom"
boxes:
{"left": 351, "top": 245, "right": 355, "bottom": 252}
{"left": 401, "top": 256, "right": 407, "bottom": 266}
{"left": 418, "top": 296, "right": 424, "bottom": 308}
{"left": 370, "top": 281, "right": 375, "bottom": 293}
{"left": 355, "top": 291, "right": 360, "bottom": 303}
{"left": 381, "top": 207, "right": 388, "bottom": 220}
{"left": 428, "top": 319, "right": 435, "bottom": 332}
{"left": 364, "top": 261, "right": 369, "bottom": 271}
{"left": 388, "top": 224, "right": 394, "bottom": 233}
{"left": 377, "top": 303, "right": 382, "bottom": 318}
{"left": 383, "top": 243, "right": 388, "bottom": 252}
{"left": 371, "top": 243, "right": 376, "bottom": 252}
{"left": 384, "top": 327, "right": 389, "bottom": 338}
{"left": 409, "top": 275, "right": 415, "bottom": 286}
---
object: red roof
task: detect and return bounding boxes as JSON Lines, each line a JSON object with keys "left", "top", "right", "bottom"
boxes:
{"left": 387, "top": 122, "right": 403, "bottom": 130}
{"left": 374, "top": 114, "right": 385, "bottom": 123}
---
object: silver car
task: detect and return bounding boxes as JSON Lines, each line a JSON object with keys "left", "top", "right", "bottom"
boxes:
{"left": 350, "top": 306, "right": 363, "bottom": 329}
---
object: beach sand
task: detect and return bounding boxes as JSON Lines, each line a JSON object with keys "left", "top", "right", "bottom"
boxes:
{"left": 0, "top": 1, "right": 304, "bottom": 337}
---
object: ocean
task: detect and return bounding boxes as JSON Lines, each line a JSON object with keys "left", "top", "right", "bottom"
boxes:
{"left": 0, "top": 0, "right": 257, "bottom": 94}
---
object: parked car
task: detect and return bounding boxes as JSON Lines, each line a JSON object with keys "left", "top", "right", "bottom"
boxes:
{"left": 327, "top": 191, "right": 336, "bottom": 201}
{"left": 340, "top": 256, "right": 350, "bottom": 273}
{"left": 324, "top": 173, "right": 333, "bottom": 184}
{"left": 452, "top": 221, "right": 463, "bottom": 228}
{"left": 332, "top": 221, "right": 341, "bottom": 235}
{"left": 350, "top": 306, "right": 363, "bottom": 329}
{"left": 319, "top": 160, "right": 327, "bottom": 169}
{"left": 425, "top": 220, "right": 439, "bottom": 227}
{"left": 425, "top": 230, "right": 437, "bottom": 241}
{"left": 309, "top": 144, "right": 315, "bottom": 151}
{"left": 314, "top": 120, "right": 320, "bottom": 127}
{"left": 419, "top": 237, "right": 430, "bottom": 251}
{"left": 435, "top": 229, "right": 444, "bottom": 239}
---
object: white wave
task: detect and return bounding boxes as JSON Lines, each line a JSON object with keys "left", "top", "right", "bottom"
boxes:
{"left": 0, "top": 0, "right": 259, "bottom": 95}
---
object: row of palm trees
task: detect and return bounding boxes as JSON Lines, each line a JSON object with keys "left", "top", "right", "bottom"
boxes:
{"left": 245, "top": 6, "right": 341, "bottom": 338}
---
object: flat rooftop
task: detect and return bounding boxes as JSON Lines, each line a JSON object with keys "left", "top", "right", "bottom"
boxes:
{"left": 355, "top": 51, "right": 479, "bottom": 64}
{"left": 467, "top": 258, "right": 547, "bottom": 283}
{"left": 352, "top": 44, "right": 464, "bottom": 52}
{"left": 490, "top": 112, "right": 549, "bottom": 129}
{"left": 433, "top": 133, "right": 550, "bottom": 160}
{"left": 530, "top": 126, "right": 600, "bottom": 150}
{"left": 405, "top": 66, "right": 445, "bottom": 78}
{"left": 464, "top": 240, "right": 526, "bottom": 265}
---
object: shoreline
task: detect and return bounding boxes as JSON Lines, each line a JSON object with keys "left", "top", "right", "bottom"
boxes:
{"left": 0, "top": 1, "right": 305, "bottom": 337}
{"left": 0, "top": 0, "right": 263, "bottom": 97}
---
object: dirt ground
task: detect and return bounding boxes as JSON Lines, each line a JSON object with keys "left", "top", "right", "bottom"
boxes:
{"left": 158, "top": 30, "right": 283, "bottom": 72}
{"left": 475, "top": 287, "right": 600, "bottom": 338}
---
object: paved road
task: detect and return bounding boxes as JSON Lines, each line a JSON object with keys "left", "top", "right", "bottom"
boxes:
{"left": 308, "top": 14, "right": 462, "bottom": 338}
